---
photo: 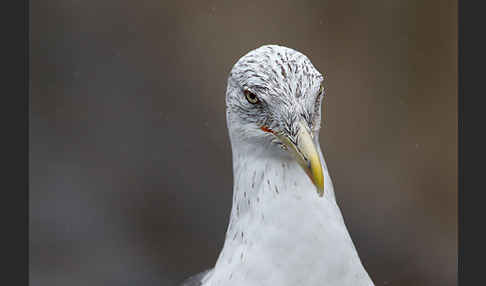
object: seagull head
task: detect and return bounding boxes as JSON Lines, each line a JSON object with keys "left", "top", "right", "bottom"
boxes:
{"left": 225, "top": 45, "right": 326, "bottom": 196}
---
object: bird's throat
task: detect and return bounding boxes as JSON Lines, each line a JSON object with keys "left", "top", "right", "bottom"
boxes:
{"left": 205, "top": 145, "right": 372, "bottom": 286}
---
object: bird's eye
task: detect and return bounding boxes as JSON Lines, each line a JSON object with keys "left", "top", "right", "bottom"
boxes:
{"left": 318, "top": 83, "right": 324, "bottom": 96}
{"left": 244, "top": 90, "right": 260, "bottom": 104}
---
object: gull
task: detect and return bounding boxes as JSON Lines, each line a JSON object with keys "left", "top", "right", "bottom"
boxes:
{"left": 181, "top": 45, "right": 374, "bottom": 286}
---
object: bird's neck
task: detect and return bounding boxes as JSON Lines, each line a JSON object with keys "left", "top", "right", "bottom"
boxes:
{"left": 205, "top": 142, "right": 373, "bottom": 285}
{"left": 228, "top": 144, "right": 336, "bottom": 221}
{"left": 224, "top": 142, "right": 341, "bottom": 245}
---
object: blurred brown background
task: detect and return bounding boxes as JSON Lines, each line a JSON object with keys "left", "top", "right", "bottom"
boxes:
{"left": 29, "top": 0, "right": 457, "bottom": 285}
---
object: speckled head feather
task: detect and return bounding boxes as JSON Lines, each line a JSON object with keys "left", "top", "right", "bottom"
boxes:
{"left": 180, "top": 45, "right": 374, "bottom": 286}
{"left": 226, "top": 45, "right": 325, "bottom": 148}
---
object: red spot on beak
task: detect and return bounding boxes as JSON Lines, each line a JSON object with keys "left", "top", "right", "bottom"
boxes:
{"left": 260, "top": 126, "right": 274, "bottom": 134}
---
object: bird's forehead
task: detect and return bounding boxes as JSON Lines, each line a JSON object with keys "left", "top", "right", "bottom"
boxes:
{"left": 230, "top": 45, "right": 323, "bottom": 99}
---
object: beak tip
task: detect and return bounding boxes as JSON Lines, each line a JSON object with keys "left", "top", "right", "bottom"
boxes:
{"left": 317, "top": 185, "right": 324, "bottom": 197}
{"left": 313, "top": 172, "right": 324, "bottom": 197}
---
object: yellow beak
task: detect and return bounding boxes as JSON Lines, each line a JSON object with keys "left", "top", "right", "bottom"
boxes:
{"left": 276, "top": 121, "right": 324, "bottom": 197}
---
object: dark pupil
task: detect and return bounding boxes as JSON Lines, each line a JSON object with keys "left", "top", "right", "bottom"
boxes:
{"left": 249, "top": 93, "right": 256, "bottom": 99}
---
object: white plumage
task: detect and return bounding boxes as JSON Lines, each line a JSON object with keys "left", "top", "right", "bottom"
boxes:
{"left": 182, "top": 45, "right": 374, "bottom": 286}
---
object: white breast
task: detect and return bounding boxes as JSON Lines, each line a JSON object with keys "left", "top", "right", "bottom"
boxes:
{"left": 202, "top": 147, "right": 374, "bottom": 286}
